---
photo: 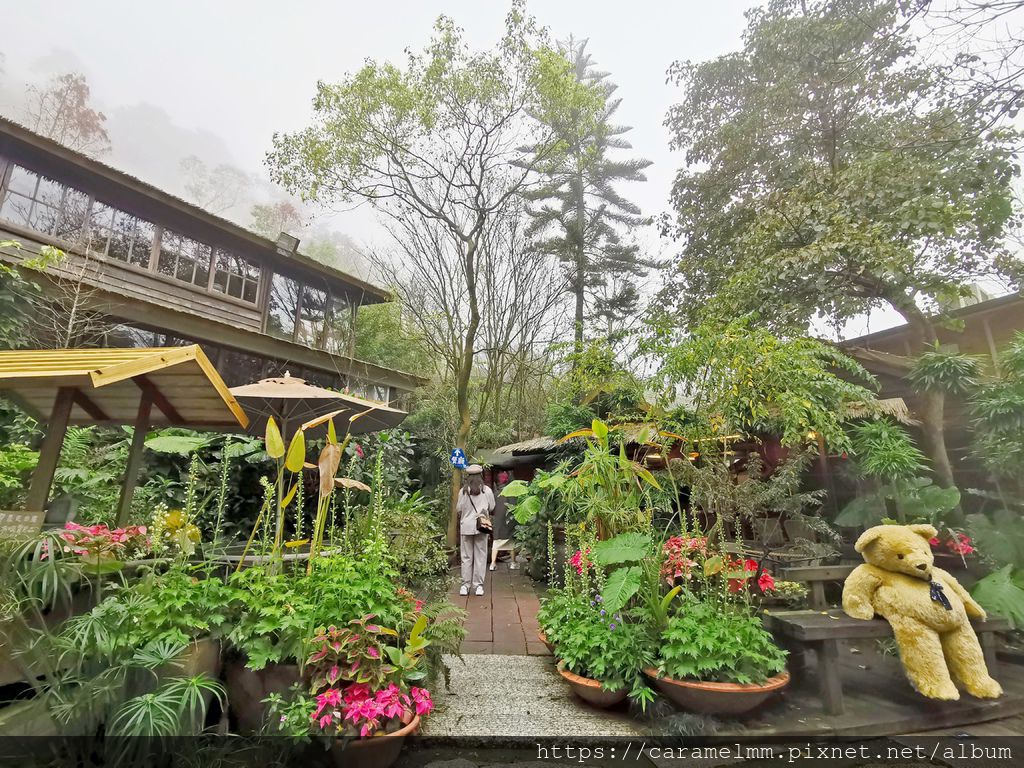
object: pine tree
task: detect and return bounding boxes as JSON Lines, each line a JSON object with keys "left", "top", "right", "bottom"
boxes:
{"left": 525, "top": 38, "right": 653, "bottom": 349}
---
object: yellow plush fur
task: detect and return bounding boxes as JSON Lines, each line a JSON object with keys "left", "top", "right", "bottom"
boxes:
{"left": 842, "top": 523, "right": 1002, "bottom": 701}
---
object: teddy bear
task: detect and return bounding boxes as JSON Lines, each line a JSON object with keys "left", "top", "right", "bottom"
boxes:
{"left": 842, "top": 523, "right": 1002, "bottom": 701}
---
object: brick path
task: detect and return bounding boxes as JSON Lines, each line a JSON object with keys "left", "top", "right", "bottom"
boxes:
{"left": 448, "top": 563, "right": 550, "bottom": 656}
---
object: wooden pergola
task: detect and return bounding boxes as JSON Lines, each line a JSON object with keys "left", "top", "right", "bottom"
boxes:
{"left": 0, "top": 345, "right": 248, "bottom": 525}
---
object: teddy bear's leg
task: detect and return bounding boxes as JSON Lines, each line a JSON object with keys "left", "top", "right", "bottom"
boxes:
{"left": 890, "top": 617, "right": 960, "bottom": 700}
{"left": 940, "top": 626, "right": 1003, "bottom": 699}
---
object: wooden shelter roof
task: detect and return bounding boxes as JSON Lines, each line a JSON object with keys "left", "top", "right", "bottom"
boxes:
{"left": 0, "top": 345, "right": 248, "bottom": 430}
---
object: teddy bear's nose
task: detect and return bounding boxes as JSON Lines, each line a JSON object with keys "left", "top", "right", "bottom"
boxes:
{"left": 916, "top": 563, "right": 928, "bottom": 571}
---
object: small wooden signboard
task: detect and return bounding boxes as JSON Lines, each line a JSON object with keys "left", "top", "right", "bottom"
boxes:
{"left": 0, "top": 509, "right": 45, "bottom": 538}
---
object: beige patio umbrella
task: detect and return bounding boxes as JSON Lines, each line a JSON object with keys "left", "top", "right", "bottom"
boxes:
{"left": 228, "top": 371, "right": 407, "bottom": 439}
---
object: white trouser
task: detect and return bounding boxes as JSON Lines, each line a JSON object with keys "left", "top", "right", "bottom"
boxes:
{"left": 460, "top": 533, "right": 488, "bottom": 589}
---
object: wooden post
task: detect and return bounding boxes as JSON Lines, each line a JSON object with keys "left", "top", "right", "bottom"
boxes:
{"left": 25, "top": 388, "right": 75, "bottom": 512}
{"left": 816, "top": 638, "right": 845, "bottom": 716}
{"left": 116, "top": 385, "right": 154, "bottom": 525}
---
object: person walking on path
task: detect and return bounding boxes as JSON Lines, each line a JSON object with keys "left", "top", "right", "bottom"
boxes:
{"left": 457, "top": 464, "right": 494, "bottom": 596}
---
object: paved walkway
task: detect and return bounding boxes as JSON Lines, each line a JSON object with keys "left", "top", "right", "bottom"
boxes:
{"left": 448, "top": 563, "right": 550, "bottom": 656}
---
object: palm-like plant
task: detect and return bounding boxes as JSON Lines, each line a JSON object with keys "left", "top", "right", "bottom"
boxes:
{"left": 525, "top": 38, "right": 654, "bottom": 347}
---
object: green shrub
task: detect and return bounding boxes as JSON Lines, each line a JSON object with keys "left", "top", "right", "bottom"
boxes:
{"left": 658, "top": 600, "right": 787, "bottom": 684}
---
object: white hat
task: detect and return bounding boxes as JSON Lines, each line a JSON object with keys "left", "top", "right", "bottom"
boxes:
{"left": 465, "top": 464, "right": 483, "bottom": 475}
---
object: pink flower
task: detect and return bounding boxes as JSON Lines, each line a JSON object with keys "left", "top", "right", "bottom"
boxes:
{"left": 569, "top": 548, "right": 591, "bottom": 576}
{"left": 375, "top": 684, "right": 409, "bottom": 719}
{"left": 947, "top": 533, "right": 975, "bottom": 556}
{"left": 354, "top": 444, "right": 364, "bottom": 458}
{"left": 414, "top": 599, "right": 424, "bottom": 613}
{"left": 318, "top": 714, "right": 332, "bottom": 729}
{"left": 344, "top": 683, "right": 371, "bottom": 705}
{"left": 410, "top": 687, "right": 433, "bottom": 716}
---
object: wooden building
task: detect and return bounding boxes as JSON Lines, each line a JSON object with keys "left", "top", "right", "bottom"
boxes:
{"left": 840, "top": 291, "right": 1024, "bottom": 490}
{"left": 0, "top": 117, "right": 425, "bottom": 403}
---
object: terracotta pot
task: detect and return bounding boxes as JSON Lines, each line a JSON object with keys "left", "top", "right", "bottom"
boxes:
{"left": 644, "top": 668, "right": 790, "bottom": 715}
{"left": 327, "top": 714, "right": 420, "bottom": 768}
{"left": 224, "top": 660, "right": 301, "bottom": 733}
{"left": 166, "top": 637, "right": 222, "bottom": 679}
{"left": 538, "top": 629, "right": 555, "bottom": 654}
{"left": 557, "top": 664, "right": 628, "bottom": 708}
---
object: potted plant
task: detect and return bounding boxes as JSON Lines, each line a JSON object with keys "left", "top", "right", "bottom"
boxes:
{"left": 645, "top": 598, "right": 789, "bottom": 715}
{"left": 127, "top": 564, "right": 236, "bottom": 681}
{"left": 225, "top": 548, "right": 412, "bottom": 732}
{"left": 265, "top": 615, "right": 434, "bottom": 768}
{"left": 553, "top": 591, "right": 652, "bottom": 708}
{"left": 537, "top": 531, "right": 656, "bottom": 709}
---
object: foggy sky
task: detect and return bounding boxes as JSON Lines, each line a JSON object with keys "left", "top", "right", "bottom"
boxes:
{"left": 4, "top": 0, "right": 995, "bottom": 338}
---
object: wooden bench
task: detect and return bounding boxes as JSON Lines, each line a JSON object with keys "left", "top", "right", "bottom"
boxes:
{"left": 765, "top": 560, "right": 1010, "bottom": 716}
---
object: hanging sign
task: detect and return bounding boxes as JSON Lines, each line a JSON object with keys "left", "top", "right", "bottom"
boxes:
{"left": 449, "top": 448, "right": 468, "bottom": 469}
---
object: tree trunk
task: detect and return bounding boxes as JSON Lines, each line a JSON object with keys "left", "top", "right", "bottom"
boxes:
{"left": 574, "top": 167, "right": 586, "bottom": 354}
{"left": 889, "top": 297, "right": 957, "bottom": 489}
{"left": 447, "top": 237, "right": 482, "bottom": 547}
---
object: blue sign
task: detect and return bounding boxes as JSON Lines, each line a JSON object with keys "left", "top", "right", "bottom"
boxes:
{"left": 449, "top": 448, "right": 468, "bottom": 468}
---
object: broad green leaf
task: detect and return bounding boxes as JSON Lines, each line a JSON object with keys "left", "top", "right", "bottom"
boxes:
{"left": 265, "top": 418, "right": 285, "bottom": 459}
{"left": 499, "top": 480, "right": 530, "bottom": 498}
{"left": 537, "top": 474, "right": 566, "bottom": 490}
{"left": 285, "top": 430, "right": 306, "bottom": 473}
{"left": 971, "top": 566, "right": 1024, "bottom": 629}
{"left": 703, "top": 555, "right": 724, "bottom": 576}
{"left": 512, "top": 495, "right": 542, "bottom": 524}
{"left": 600, "top": 566, "right": 642, "bottom": 613}
{"left": 592, "top": 532, "right": 651, "bottom": 566}
{"left": 834, "top": 494, "right": 883, "bottom": 527}
{"left": 591, "top": 419, "right": 609, "bottom": 439}
{"left": 144, "top": 434, "right": 210, "bottom": 455}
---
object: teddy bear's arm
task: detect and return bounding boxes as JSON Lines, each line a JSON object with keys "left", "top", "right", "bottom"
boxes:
{"left": 934, "top": 567, "right": 987, "bottom": 620}
{"left": 842, "top": 565, "right": 882, "bottom": 620}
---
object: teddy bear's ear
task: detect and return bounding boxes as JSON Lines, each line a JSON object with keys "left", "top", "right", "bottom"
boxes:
{"left": 908, "top": 523, "right": 938, "bottom": 540}
{"left": 854, "top": 527, "right": 883, "bottom": 553}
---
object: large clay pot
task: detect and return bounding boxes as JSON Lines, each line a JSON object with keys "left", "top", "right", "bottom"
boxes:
{"left": 557, "top": 664, "right": 628, "bottom": 708}
{"left": 224, "top": 659, "right": 301, "bottom": 733}
{"left": 538, "top": 630, "right": 555, "bottom": 654}
{"left": 166, "top": 637, "right": 222, "bottom": 679}
{"left": 644, "top": 668, "right": 790, "bottom": 715}
{"left": 327, "top": 715, "right": 420, "bottom": 768}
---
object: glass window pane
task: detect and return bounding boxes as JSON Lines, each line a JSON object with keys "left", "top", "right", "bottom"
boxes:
{"left": 0, "top": 191, "right": 33, "bottom": 227}
{"left": 5, "top": 165, "right": 38, "bottom": 196}
{"left": 54, "top": 187, "right": 89, "bottom": 242}
{"left": 297, "top": 285, "right": 327, "bottom": 347}
{"left": 132, "top": 220, "right": 154, "bottom": 268}
{"left": 93, "top": 206, "right": 153, "bottom": 268}
{"left": 211, "top": 247, "right": 260, "bottom": 303}
{"left": 267, "top": 273, "right": 299, "bottom": 340}
{"left": 323, "top": 294, "right": 352, "bottom": 355}
{"left": 159, "top": 230, "right": 210, "bottom": 287}
{"left": 242, "top": 279, "right": 258, "bottom": 304}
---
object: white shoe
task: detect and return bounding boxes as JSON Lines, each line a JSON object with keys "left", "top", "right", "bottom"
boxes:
{"left": 459, "top": 585, "right": 469, "bottom": 596}
{"left": 489, "top": 564, "right": 496, "bottom": 571}
{"left": 475, "top": 586, "right": 485, "bottom": 596}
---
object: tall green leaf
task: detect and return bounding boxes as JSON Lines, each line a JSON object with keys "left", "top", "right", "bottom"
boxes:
{"left": 600, "top": 565, "right": 642, "bottom": 613}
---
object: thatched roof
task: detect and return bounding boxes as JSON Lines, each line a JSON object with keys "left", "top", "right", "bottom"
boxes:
{"left": 842, "top": 397, "right": 918, "bottom": 426}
